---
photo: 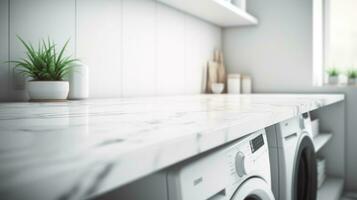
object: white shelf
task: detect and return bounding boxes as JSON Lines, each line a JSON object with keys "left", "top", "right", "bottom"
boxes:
{"left": 314, "top": 133, "right": 332, "bottom": 152}
{"left": 157, "top": 0, "right": 258, "bottom": 27}
{"left": 317, "top": 177, "right": 344, "bottom": 200}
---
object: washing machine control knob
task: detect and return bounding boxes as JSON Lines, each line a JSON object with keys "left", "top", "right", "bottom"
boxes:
{"left": 235, "top": 151, "right": 246, "bottom": 177}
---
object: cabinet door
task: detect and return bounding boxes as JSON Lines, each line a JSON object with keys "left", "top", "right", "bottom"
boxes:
{"left": 96, "top": 172, "right": 168, "bottom": 200}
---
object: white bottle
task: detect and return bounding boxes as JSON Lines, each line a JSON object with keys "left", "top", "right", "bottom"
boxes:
{"left": 242, "top": 75, "right": 252, "bottom": 94}
{"left": 68, "top": 62, "right": 89, "bottom": 99}
{"left": 227, "top": 74, "right": 241, "bottom": 94}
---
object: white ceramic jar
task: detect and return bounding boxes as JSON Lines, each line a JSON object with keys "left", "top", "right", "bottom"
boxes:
{"left": 242, "top": 75, "right": 252, "bottom": 94}
{"left": 68, "top": 62, "right": 89, "bottom": 99}
{"left": 227, "top": 74, "right": 241, "bottom": 94}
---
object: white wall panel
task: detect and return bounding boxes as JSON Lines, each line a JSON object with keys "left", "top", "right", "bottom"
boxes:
{"left": 77, "top": 0, "right": 122, "bottom": 98}
{"left": 4, "top": 0, "right": 221, "bottom": 100}
{"left": 156, "top": 3, "right": 185, "bottom": 95}
{"left": 122, "top": 0, "right": 156, "bottom": 97}
{"left": 0, "top": 0, "right": 8, "bottom": 101}
{"left": 9, "top": 0, "right": 75, "bottom": 100}
{"left": 184, "top": 17, "right": 221, "bottom": 94}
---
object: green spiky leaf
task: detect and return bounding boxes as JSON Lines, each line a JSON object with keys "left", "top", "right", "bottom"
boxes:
{"left": 326, "top": 67, "right": 339, "bottom": 77}
{"left": 8, "top": 36, "right": 79, "bottom": 81}
{"left": 347, "top": 68, "right": 357, "bottom": 79}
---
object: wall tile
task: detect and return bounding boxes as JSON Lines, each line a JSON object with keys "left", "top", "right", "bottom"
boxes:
{"left": 0, "top": 0, "right": 8, "bottom": 101}
{"left": 122, "top": 0, "right": 156, "bottom": 97}
{"left": 77, "top": 0, "right": 122, "bottom": 98}
{"left": 156, "top": 3, "right": 185, "bottom": 95}
{"left": 9, "top": 0, "right": 75, "bottom": 101}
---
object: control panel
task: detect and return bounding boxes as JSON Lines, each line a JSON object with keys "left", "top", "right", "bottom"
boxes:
{"left": 226, "top": 131, "right": 268, "bottom": 183}
{"left": 250, "top": 134, "right": 265, "bottom": 153}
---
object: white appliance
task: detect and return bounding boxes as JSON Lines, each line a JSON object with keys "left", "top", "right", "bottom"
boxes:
{"left": 167, "top": 129, "right": 275, "bottom": 200}
{"left": 266, "top": 113, "right": 317, "bottom": 200}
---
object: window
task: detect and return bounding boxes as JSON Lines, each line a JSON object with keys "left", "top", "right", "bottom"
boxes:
{"left": 313, "top": 0, "right": 357, "bottom": 86}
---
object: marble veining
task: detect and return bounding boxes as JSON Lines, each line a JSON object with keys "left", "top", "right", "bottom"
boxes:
{"left": 0, "top": 94, "right": 344, "bottom": 200}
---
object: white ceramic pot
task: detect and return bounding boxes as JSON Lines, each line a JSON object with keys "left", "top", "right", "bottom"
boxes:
{"left": 28, "top": 81, "right": 69, "bottom": 100}
{"left": 348, "top": 78, "right": 357, "bottom": 85}
{"left": 327, "top": 76, "right": 338, "bottom": 85}
{"left": 211, "top": 83, "right": 224, "bottom": 94}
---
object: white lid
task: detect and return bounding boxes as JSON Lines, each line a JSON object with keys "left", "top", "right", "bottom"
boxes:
{"left": 242, "top": 75, "right": 251, "bottom": 80}
{"left": 228, "top": 73, "right": 241, "bottom": 79}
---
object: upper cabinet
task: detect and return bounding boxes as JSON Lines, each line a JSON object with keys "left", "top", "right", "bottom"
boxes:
{"left": 157, "top": 0, "right": 258, "bottom": 27}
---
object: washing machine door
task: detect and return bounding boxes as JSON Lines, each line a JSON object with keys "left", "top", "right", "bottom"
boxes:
{"left": 231, "top": 177, "right": 275, "bottom": 200}
{"left": 292, "top": 134, "right": 317, "bottom": 200}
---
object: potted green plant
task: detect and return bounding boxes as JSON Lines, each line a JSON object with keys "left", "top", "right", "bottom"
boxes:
{"left": 346, "top": 68, "right": 357, "bottom": 85}
{"left": 326, "top": 67, "right": 340, "bottom": 85}
{"left": 10, "top": 37, "right": 77, "bottom": 101}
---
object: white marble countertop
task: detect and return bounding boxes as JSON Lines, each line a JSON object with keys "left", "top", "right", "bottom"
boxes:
{"left": 0, "top": 94, "right": 344, "bottom": 200}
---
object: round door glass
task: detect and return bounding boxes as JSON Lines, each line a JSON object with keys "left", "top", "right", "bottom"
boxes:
{"left": 293, "top": 136, "right": 317, "bottom": 200}
{"left": 231, "top": 178, "right": 275, "bottom": 200}
{"left": 245, "top": 195, "right": 262, "bottom": 200}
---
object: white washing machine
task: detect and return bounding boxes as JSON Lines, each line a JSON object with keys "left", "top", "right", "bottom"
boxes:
{"left": 167, "top": 129, "right": 275, "bottom": 200}
{"left": 266, "top": 113, "right": 317, "bottom": 200}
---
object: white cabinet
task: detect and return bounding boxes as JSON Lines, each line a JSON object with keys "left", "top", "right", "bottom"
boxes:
{"left": 157, "top": 0, "right": 258, "bottom": 27}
